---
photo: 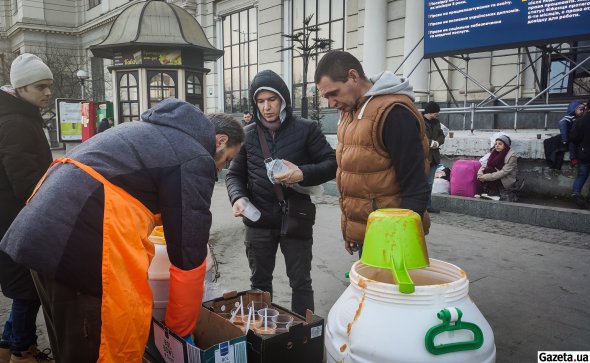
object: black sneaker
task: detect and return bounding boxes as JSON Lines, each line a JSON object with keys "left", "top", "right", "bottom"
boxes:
{"left": 427, "top": 207, "right": 440, "bottom": 214}
{"left": 572, "top": 194, "right": 588, "bottom": 209}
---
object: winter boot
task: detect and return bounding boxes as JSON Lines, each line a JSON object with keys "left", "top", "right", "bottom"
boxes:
{"left": 572, "top": 194, "right": 588, "bottom": 209}
{"left": 9, "top": 345, "right": 52, "bottom": 363}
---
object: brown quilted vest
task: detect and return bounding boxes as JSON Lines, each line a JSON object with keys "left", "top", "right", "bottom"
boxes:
{"left": 336, "top": 94, "right": 431, "bottom": 244}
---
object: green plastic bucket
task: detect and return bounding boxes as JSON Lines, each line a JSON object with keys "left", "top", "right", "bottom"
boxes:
{"left": 360, "top": 208, "right": 429, "bottom": 293}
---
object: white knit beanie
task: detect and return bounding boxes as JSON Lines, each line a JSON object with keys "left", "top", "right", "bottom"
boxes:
{"left": 10, "top": 53, "right": 53, "bottom": 89}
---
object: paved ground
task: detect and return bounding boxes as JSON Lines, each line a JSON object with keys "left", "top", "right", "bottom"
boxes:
{"left": 2, "top": 182, "right": 589, "bottom": 362}
{"left": 209, "top": 184, "right": 590, "bottom": 362}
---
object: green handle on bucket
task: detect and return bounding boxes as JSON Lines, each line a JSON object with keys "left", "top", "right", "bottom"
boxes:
{"left": 391, "top": 253, "right": 414, "bottom": 293}
{"left": 360, "top": 209, "right": 429, "bottom": 294}
{"left": 424, "top": 308, "right": 484, "bottom": 355}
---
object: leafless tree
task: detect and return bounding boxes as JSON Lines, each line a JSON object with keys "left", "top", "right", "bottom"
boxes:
{"left": 278, "top": 13, "right": 332, "bottom": 118}
{"left": 0, "top": 52, "right": 16, "bottom": 87}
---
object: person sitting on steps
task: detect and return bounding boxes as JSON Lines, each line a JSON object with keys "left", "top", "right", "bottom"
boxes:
{"left": 476, "top": 134, "right": 519, "bottom": 201}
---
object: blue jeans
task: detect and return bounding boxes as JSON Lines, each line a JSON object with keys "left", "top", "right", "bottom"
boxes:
{"left": 0, "top": 299, "right": 40, "bottom": 352}
{"left": 572, "top": 163, "right": 590, "bottom": 195}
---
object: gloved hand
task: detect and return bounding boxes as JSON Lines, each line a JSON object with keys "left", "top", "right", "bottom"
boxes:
{"left": 232, "top": 197, "right": 248, "bottom": 217}
{"left": 183, "top": 334, "right": 195, "bottom": 346}
{"left": 273, "top": 160, "right": 304, "bottom": 184}
{"left": 430, "top": 140, "right": 439, "bottom": 149}
{"left": 571, "top": 159, "right": 579, "bottom": 167}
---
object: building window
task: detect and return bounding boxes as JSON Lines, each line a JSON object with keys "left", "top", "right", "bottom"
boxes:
{"left": 222, "top": 7, "right": 258, "bottom": 114}
{"left": 118, "top": 72, "right": 139, "bottom": 123}
{"left": 89, "top": 0, "right": 101, "bottom": 9}
{"left": 186, "top": 71, "right": 203, "bottom": 110}
{"left": 148, "top": 71, "right": 177, "bottom": 109}
{"left": 544, "top": 41, "right": 590, "bottom": 98}
{"left": 291, "top": 0, "right": 345, "bottom": 109}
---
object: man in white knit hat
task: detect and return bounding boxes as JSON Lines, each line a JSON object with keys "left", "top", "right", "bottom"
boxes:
{"left": 0, "top": 53, "right": 53, "bottom": 363}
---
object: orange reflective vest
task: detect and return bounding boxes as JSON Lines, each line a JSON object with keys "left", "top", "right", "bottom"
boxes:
{"left": 30, "top": 157, "right": 160, "bottom": 362}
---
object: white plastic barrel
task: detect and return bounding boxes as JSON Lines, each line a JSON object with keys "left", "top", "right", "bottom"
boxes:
{"left": 148, "top": 231, "right": 216, "bottom": 320}
{"left": 325, "top": 259, "right": 496, "bottom": 363}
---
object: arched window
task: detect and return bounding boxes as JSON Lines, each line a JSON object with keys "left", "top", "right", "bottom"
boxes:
{"left": 148, "top": 71, "right": 177, "bottom": 108}
{"left": 186, "top": 71, "right": 203, "bottom": 110}
{"left": 118, "top": 71, "right": 139, "bottom": 123}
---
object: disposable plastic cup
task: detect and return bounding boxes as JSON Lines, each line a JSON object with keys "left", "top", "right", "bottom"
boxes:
{"left": 242, "top": 200, "right": 261, "bottom": 221}
{"left": 249, "top": 316, "right": 262, "bottom": 329}
{"left": 272, "top": 314, "right": 293, "bottom": 326}
{"left": 257, "top": 308, "right": 279, "bottom": 331}
{"left": 254, "top": 322, "right": 276, "bottom": 335}
{"left": 257, "top": 308, "right": 279, "bottom": 320}
{"left": 271, "top": 160, "right": 288, "bottom": 176}
{"left": 272, "top": 314, "right": 293, "bottom": 333}
{"left": 231, "top": 308, "right": 248, "bottom": 325}
{"left": 248, "top": 301, "right": 267, "bottom": 313}
{"left": 237, "top": 316, "right": 262, "bottom": 333}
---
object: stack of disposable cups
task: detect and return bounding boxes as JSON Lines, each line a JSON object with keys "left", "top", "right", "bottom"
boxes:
{"left": 241, "top": 198, "right": 261, "bottom": 221}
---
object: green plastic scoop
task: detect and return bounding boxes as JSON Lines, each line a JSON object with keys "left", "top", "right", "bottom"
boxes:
{"left": 360, "top": 209, "right": 429, "bottom": 294}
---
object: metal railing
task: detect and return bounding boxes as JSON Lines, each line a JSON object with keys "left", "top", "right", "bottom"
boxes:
{"left": 436, "top": 103, "right": 570, "bottom": 131}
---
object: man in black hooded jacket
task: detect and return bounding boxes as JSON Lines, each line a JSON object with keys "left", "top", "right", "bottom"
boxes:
{"left": 0, "top": 53, "right": 53, "bottom": 362}
{"left": 225, "top": 70, "right": 336, "bottom": 315}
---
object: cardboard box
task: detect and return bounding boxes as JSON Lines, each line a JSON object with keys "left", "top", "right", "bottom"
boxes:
{"left": 144, "top": 307, "right": 248, "bottom": 363}
{"left": 203, "top": 291, "right": 325, "bottom": 363}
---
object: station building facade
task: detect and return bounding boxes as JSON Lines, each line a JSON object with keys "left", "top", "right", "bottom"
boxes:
{"left": 1, "top": 0, "right": 588, "bottom": 131}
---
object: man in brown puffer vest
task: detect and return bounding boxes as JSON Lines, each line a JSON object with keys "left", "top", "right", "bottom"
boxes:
{"left": 315, "top": 50, "right": 430, "bottom": 255}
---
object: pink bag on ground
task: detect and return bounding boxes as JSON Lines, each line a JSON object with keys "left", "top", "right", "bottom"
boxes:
{"left": 450, "top": 160, "right": 481, "bottom": 197}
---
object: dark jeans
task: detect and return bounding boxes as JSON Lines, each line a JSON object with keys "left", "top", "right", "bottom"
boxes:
{"left": 31, "top": 271, "right": 101, "bottom": 363}
{"left": 0, "top": 298, "right": 40, "bottom": 353}
{"left": 479, "top": 179, "right": 502, "bottom": 195}
{"left": 573, "top": 163, "right": 590, "bottom": 195}
{"left": 244, "top": 226, "right": 314, "bottom": 316}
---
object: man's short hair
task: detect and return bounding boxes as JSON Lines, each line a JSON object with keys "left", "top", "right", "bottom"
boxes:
{"left": 243, "top": 111, "right": 251, "bottom": 116}
{"left": 208, "top": 113, "right": 245, "bottom": 147}
{"left": 314, "top": 50, "right": 367, "bottom": 84}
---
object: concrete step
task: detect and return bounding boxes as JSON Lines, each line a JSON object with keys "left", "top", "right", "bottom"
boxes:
{"left": 432, "top": 194, "right": 590, "bottom": 234}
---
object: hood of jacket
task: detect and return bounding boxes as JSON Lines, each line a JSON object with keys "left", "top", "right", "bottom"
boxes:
{"left": 140, "top": 98, "right": 215, "bottom": 156}
{"left": 0, "top": 87, "right": 42, "bottom": 120}
{"left": 364, "top": 71, "right": 415, "bottom": 101}
{"left": 249, "top": 70, "right": 292, "bottom": 122}
{"left": 567, "top": 100, "right": 582, "bottom": 116}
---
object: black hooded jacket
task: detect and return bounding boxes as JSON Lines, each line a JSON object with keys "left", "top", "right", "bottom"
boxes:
{"left": 225, "top": 70, "right": 336, "bottom": 229}
{"left": 571, "top": 113, "right": 590, "bottom": 163}
{"left": 0, "top": 89, "right": 52, "bottom": 299}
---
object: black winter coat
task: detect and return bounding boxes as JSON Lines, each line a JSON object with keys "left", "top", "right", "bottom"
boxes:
{"left": 571, "top": 113, "right": 590, "bottom": 163}
{"left": 0, "top": 89, "right": 52, "bottom": 299}
{"left": 423, "top": 115, "right": 445, "bottom": 165}
{"left": 225, "top": 70, "right": 336, "bottom": 229}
